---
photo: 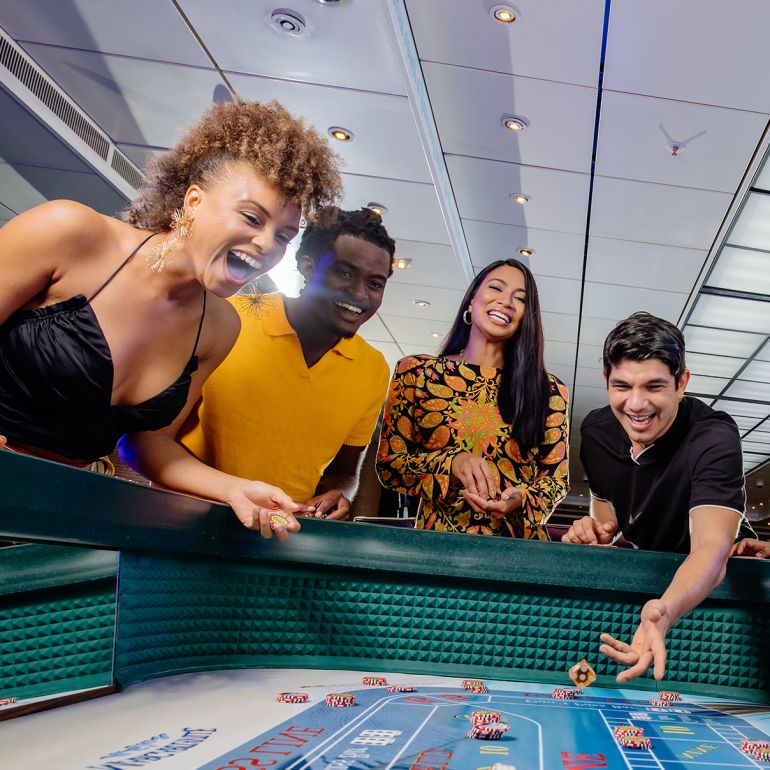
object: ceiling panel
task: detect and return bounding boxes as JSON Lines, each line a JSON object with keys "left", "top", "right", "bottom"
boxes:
{"left": 380, "top": 314, "right": 453, "bottom": 350}
{"left": 448, "top": 155, "right": 590, "bottom": 232}
{"left": 424, "top": 62, "right": 596, "bottom": 173}
{"left": 590, "top": 176, "right": 732, "bottom": 249}
{"left": 181, "top": 0, "right": 406, "bottom": 95}
{"left": 728, "top": 193, "right": 770, "bottom": 252}
{"left": 586, "top": 236, "right": 705, "bottom": 292}
{"left": 358, "top": 313, "right": 395, "bottom": 344}
{"left": 230, "top": 74, "right": 431, "bottom": 184}
{"left": 388, "top": 240, "right": 466, "bottom": 292}
{"left": 4, "top": 0, "right": 208, "bottom": 66}
{"left": 604, "top": 0, "right": 770, "bottom": 112}
{"left": 406, "top": 0, "right": 606, "bottom": 88}
{"left": 463, "top": 220, "right": 585, "bottom": 280}
{"left": 578, "top": 315, "right": 618, "bottom": 347}
{"left": 582, "top": 282, "right": 688, "bottom": 323}
{"left": 20, "top": 44, "right": 224, "bottom": 147}
{"left": 378, "top": 284, "right": 466, "bottom": 324}
{"left": 543, "top": 341, "right": 578, "bottom": 367}
{"left": 365, "top": 341, "right": 403, "bottom": 373}
{"left": 337, "top": 175, "right": 448, "bottom": 246}
{"left": 541, "top": 312, "right": 579, "bottom": 345}
{"left": 596, "top": 90, "right": 767, "bottom": 192}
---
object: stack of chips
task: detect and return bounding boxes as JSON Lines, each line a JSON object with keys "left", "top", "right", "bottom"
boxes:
{"left": 648, "top": 699, "right": 671, "bottom": 707}
{"left": 618, "top": 735, "right": 652, "bottom": 750}
{"left": 362, "top": 676, "right": 387, "bottom": 686}
{"left": 471, "top": 710, "right": 502, "bottom": 725}
{"left": 658, "top": 691, "right": 682, "bottom": 702}
{"left": 276, "top": 692, "right": 308, "bottom": 703}
{"left": 613, "top": 726, "right": 644, "bottom": 739}
{"left": 385, "top": 685, "right": 416, "bottom": 692}
{"left": 552, "top": 687, "right": 579, "bottom": 699}
{"left": 741, "top": 740, "right": 770, "bottom": 761}
{"left": 463, "top": 680, "right": 489, "bottom": 694}
{"left": 326, "top": 692, "right": 356, "bottom": 707}
{"left": 466, "top": 722, "right": 510, "bottom": 740}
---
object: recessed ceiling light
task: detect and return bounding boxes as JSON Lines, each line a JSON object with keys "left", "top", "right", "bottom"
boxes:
{"left": 518, "top": 247, "right": 534, "bottom": 257}
{"left": 431, "top": 331, "right": 442, "bottom": 338}
{"left": 393, "top": 257, "right": 412, "bottom": 270}
{"left": 489, "top": 4, "right": 518, "bottom": 24}
{"left": 269, "top": 9, "right": 307, "bottom": 36}
{"left": 502, "top": 115, "right": 528, "bottom": 132}
{"left": 328, "top": 126, "right": 354, "bottom": 142}
{"left": 366, "top": 202, "right": 388, "bottom": 216}
{"left": 413, "top": 299, "right": 431, "bottom": 308}
{"left": 511, "top": 193, "right": 530, "bottom": 205}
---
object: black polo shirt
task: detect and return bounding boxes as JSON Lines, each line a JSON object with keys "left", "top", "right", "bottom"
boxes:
{"left": 581, "top": 397, "right": 751, "bottom": 554}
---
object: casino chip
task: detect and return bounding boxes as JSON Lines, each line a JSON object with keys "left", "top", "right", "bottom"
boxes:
{"left": 658, "top": 691, "right": 681, "bottom": 702}
{"left": 326, "top": 692, "right": 356, "bottom": 707}
{"left": 568, "top": 658, "right": 597, "bottom": 689}
{"left": 362, "top": 676, "right": 387, "bottom": 686}
{"left": 269, "top": 512, "right": 290, "bottom": 530}
{"left": 463, "top": 680, "right": 489, "bottom": 693}
{"left": 471, "top": 710, "right": 502, "bottom": 725}
{"left": 613, "top": 726, "right": 644, "bottom": 738}
{"left": 385, "top": 685, "right": 416, "bottom": 692}
{"left": 0, "top": 697, "right": 17, "bottom": 706}
{"left": 742, "top": 740, "right": 770, "bottom": 761}
{"left": 462, "top": 679, "right": 484, "bottom": 687}
{"left": 618, "top": 735, "right": 652, "bottom": 750}
{"left": 648, "top": 699, "right": 671, "bottom": 707}
{"left": 552, "top": 687, "right": 578, "bottom": 699}
{"left": 754, "top": 746, "right": 770, "bottom": 762}
{"left": 466, "top": 722, "right": 510, "bottom": 740}
{"left": 276, "top": 692, "right": 308, "bottom": 703}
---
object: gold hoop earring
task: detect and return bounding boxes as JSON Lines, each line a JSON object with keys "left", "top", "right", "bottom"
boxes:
{"left": 463, "top": 309, "right": 472, "bottom": 325}
{"left": 147, "top": 207, "right": 194, "bottom": 273}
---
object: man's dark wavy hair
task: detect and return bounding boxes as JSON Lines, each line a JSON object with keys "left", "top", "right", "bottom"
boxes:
{"left": 440, "top": 258, "right": 549, "bottom": 451}
{"left": 603, "top": 311, "right": 686, "bottom": 385}
{"left": 296, "top": 206, "right": 395, "bottom": 275}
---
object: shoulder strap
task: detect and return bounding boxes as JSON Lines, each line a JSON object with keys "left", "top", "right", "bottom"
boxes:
{"left": 87, "top": 232, "right": 156, "bottom": 303}
{"left": 190, "top": 291, "right": 207, "bottom": 358}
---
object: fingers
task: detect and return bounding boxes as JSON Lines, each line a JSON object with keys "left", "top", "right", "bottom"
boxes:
{"left": 616, "top": 650, "right": 654, "bottom": 684}
{"left": 0, "top": 435, "right": 6, "bottom": 449}
{"left": 599, "top": 633, "right": 639, "bottom": 666}
{"left": 452, "top": 453, "right": 498, "bottom": 499}
{"left": 460, "top": 489, "right": 490, "bottom": 514}
{"left": 562, "top": 516, "right": 599, "bottom": 544}
{"left": 325, "top": 497, "right": 351, "bottom": 521}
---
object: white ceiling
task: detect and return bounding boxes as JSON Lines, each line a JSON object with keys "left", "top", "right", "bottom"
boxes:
{"left": 2, "top": 0, "right": 770, "bottom": 506}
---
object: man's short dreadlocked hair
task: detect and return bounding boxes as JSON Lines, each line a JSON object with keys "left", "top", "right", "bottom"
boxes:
{"left": 296, "top": 207, "right": 396, "bottom": 276}
{"left": 125, "top": 100, "right": 342, "bottom": 231}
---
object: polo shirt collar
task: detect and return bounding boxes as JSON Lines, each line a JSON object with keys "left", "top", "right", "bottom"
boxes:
{"left": 265, "top": 294, "right": 358, "bottom": 361}
{"left": 626, "top": 398, "right": 692, "bottom": 466}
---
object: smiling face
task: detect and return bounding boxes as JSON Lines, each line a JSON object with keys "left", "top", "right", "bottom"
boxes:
{"left": 606, "top": 358, "right": 690, "bottom": 451}
{"left": 467, "top": 263, "right": 527, "bottom": 343}
{"left": 183, "top": 161, "right": 301, "bottom": 296}
{"left": 298, "top": 233, "right": 391, "bottom": 339}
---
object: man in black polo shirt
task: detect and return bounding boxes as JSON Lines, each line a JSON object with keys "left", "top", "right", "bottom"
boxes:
{"left": 563, "top": 312, "right": 760, "bottom": 683}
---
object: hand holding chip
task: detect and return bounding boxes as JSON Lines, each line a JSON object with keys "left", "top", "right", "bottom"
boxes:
{"left": 461, "top": 485, "right": 522, "bottom": 518}
{"left": 225, "top": 479, "right": 305, "bottom": 539}
{"left": 600, "top": 598, "right": 671, "bottom": 683}
{"left": 305, "top": 489, "right": 352, "bottom": 520}
{"left": 451, "top": 452, "right": 498, "bottom": 500}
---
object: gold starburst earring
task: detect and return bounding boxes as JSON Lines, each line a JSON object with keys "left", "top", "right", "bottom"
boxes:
{"left": 147, "top": 207, "right": 194, "bottom": 272}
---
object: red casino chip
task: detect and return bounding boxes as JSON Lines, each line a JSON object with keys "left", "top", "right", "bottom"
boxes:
{"left": 552, "top": 688, "right": 578, "bottom": 699}
{"left": 648, "top": 699, "right": 670, "bottom": 707}
{"left": 464, "top": 683, "right": 489, "bottom": 693}
{"left": 613, "top": 726, "right": 644, "bottom": 738}
{"left": 471, "top": 710, "right": 502, "bottom": 725}
{"left": 658, "top": 691, "right": 682, "bottom": 702}
{"left": 385, "top": 685, "right": 416, "bottom": 692}
{"left": 326, "top": 692, "right": 356, "bottom": 707}
{"left": 618, "top": 735, "right": 652, "bottom": 750}
{"left": 462, "top": 679, "right": 484, "bottom": 687}
{"left": 362, "top": 676, "right": 387, "bottom": 686}
{"left": 753, "top": 746, "right": 770, "bottom": 762}
{"left": 741, "top": 739, "right": 770, "bottom": 754}
{"left": 466, "top": 722, "right": 510, "bottom": 740}
{"left": 276, "top": 692, "right": 308, "bottom": 703}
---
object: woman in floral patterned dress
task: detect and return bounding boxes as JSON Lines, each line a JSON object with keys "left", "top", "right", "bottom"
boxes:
{"left": 376, "top": 259, "right": 569, "bottom": 537}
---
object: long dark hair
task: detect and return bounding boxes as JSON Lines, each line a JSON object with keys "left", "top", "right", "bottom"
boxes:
{"left": 440, "top": 258, "right": 549, "bottom": 450}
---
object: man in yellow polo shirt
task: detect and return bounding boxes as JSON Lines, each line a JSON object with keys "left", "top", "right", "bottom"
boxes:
{"left": 178, "top": 207, "right": 395, "bottom": 519}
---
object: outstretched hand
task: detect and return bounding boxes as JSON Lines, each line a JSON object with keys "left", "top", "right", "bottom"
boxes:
{"left": 226, "top": 480, "right": 306, "bottom": 540}
{"left": 600, "top": 599, "right": 671, "bottom": 683}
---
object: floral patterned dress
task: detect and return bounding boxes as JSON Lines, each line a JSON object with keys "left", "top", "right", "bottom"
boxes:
{"left": 376, "top": 355, "right": 569, "bottom": 538}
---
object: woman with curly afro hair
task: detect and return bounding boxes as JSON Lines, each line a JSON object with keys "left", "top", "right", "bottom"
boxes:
{"left": 0, "top": 99, "right": 341, "bottom": 538}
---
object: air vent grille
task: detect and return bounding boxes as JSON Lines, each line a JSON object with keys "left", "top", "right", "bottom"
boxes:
{"left": 0, "top": 35, "right": 110, "bottom": 160}
{"left": 111, "top": 150, "right": 144, "bottom": 190}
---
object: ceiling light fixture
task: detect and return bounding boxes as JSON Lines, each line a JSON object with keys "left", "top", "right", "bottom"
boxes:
{"left": 518, "top": 247, "right": 534, "bottom": 257}
{"left": 431, "top": 331, "right": 442, "bottom": 339}
{"left": 393, "top": 257, "right": 412, "bottom": 270}
{"left": 269, "top": 9, "right": 307, "bottom": 36}
{"left": 328, "top": 126, "right": 354, "bottom": 142}
{"left": 489, "top": 4, "right": 518, "bottom": 24}
{"left": 366, "top": 202, "right": 388, "bottom": 216}
{"left": 511, "top": 193, "right": 530, "bottom": 205}
{"left": 413, "top": 299, "right": 431, "bottom": 308}
{"left": 502, "top": 115, "right": 528, "bottom": 132}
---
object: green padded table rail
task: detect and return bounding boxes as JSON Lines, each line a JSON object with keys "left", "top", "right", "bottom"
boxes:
{"left": 0, "top": 543, "right": 117, "bottom": 700}
{"left": 1, "top": 451, "right": 769, "bottom": 703}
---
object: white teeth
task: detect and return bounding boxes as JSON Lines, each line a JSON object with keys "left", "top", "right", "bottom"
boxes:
{"left": 336, "top": 301, "right": 363, "bottom": 314}
{"left": 231, "top": 250, "right": 262, "bottom": 270}
{"left": 488, "top": 310, "right": 511, "bottom": 323}
{"left": 628, "top": 414, "right": 653, "bottom": 424}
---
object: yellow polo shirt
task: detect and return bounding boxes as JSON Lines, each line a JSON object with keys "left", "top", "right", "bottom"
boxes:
{"left": 179, "top": 293, "right": 390, "bottom": 502}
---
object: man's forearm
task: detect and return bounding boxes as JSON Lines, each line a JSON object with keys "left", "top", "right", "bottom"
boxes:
{"left": 659, "top": 543, "right": 730, "bottom": 626}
